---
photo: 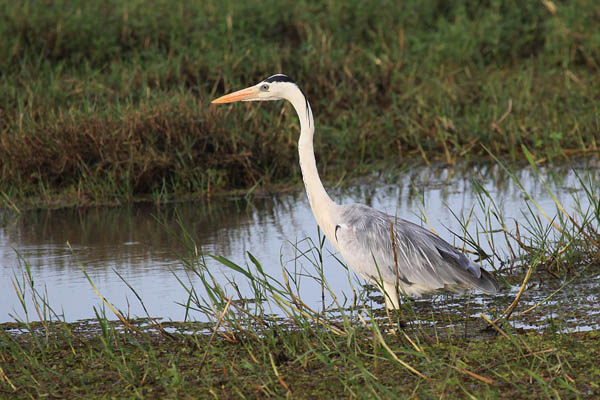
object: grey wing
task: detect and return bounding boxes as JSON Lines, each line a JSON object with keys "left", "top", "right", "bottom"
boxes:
{"left": 334, "top": 204, "right": 498, "bottom": 294}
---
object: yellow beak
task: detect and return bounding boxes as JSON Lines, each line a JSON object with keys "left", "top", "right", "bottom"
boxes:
{"left": 211, "top": 86, "right": 260, "bottom": 104}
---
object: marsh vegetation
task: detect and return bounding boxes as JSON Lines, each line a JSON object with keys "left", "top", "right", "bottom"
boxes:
{"left": 1, "top": 0, "right": 599, "bottom": 207}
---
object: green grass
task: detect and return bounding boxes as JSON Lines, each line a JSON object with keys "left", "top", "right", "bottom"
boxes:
{"left": 2, "top": 319, "right": 599, "bottom": 398}
{"left": 1, "top": 0, "right": 599, "bottom": 208}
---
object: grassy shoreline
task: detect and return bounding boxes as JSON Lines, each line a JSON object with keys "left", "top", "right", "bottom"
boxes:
{"left": 1, "top": 0, "right": 599, "bottom": 208}
{"left": 2, "top": 318, "right": 599, "bottom": 398}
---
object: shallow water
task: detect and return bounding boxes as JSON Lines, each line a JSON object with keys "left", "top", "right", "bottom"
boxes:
{"left": 1, "top": 162, "right": 598, "bottom": 328}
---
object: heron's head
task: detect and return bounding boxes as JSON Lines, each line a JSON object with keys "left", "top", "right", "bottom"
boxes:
{"left": 212, "top": 74, "right": 298, "bottom": 104}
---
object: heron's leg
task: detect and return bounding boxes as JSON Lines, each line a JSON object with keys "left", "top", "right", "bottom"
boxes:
{"left": 382, "top": 281, "right": 400, "bottom": 310}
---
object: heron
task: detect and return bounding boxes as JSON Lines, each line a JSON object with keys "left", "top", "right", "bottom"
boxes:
{"left": 212, "top": 74, "right": 499, "bottom": 310}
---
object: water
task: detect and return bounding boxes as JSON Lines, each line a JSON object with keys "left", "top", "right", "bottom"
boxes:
{"left": 1, "top": 162, "right": 598, "bottom": 327}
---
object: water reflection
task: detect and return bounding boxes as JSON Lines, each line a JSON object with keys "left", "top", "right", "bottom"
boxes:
{"left": 0, "top": 161, "right": 598, "bottom": 323}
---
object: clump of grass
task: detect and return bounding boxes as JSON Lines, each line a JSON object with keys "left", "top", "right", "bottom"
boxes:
{"left": 4, "top": 312, "right": 599, "bottom": 398}
{"left": 1, "top": 0, "right": 599, "bottom": 207}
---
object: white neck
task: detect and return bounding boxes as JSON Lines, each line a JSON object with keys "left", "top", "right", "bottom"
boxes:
{"left": 286, "top": 88, "right": 337, "bottom": 240}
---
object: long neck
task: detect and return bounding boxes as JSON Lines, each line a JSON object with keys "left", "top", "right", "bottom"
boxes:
{"left": 287, "top": 89, "right": 337, "bottom": 240}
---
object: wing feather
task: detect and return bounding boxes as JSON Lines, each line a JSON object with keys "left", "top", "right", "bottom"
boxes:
{"left": 334, "top": 204, "right": 498, "bottom": 295}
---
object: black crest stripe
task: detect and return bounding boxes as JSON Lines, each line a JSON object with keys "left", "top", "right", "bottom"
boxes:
{"left": 264, "top": 74, "right": 295, "bottom": 84}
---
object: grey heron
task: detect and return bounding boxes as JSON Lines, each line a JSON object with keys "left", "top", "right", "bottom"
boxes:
{"left": 212, "top": 74, "right": 499, "bottom": 309}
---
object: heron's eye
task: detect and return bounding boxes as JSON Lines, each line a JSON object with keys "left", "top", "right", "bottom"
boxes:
{"left": 260, "top": 83, "right": 269, "bottom": 91}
